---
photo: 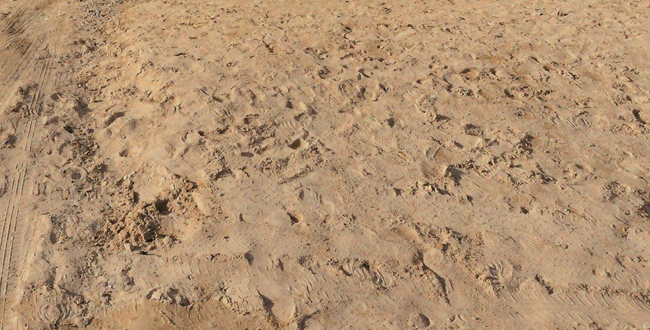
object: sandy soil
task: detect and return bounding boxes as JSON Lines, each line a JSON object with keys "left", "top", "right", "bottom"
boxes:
{"left": 1, "top": 0, "right": 650, "bottom": 329}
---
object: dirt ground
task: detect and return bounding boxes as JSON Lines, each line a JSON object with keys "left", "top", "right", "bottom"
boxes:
{"left": 1, "top": 0, "right": 650, "bottom": 329}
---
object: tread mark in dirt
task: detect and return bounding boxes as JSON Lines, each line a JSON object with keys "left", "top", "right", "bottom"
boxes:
{"left": 0, "top": 163, "right": 28, "bottom": 329}
{"left": 0, "top": 41, "right": 55, "bottom": 329}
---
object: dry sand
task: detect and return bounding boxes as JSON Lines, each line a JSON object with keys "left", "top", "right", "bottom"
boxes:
{"left": 1, "top": 0, "right": 650, "bottom": 328}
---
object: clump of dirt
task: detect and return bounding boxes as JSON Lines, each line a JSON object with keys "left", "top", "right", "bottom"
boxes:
{"left": 92, "top": 176, "right": 198, "bottom": 250}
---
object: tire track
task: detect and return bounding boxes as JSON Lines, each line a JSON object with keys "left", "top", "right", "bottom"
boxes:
{"left": 0, "top": 43, "right": 44, "bottom": 113}
{"left": 0, "top": 0, "right": 57, "bottom": 115}
{"left": 469, "top": 210, "right": 650, "bottom": 326}
{"left": 0, "top": 51, "right": 53, "bottom": 308}
{"left": 502, "top": 286, "right": 650, "bottom": 327}
{"left": 401, "top": 198, "right": 650, "bottom": 326}
{"left": 0, "top": 28, "right": 57, "bottom": 327}
{"left": 157, "top": 252, "right": 405, "bottom": 328}
{"left": 0, "top": 162, "right": 29, "bottom": 330}
{"left": 1, "top": 0, "right": 40, "bottom": 37}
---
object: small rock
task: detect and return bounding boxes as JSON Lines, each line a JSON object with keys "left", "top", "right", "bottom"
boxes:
{"left": 628, "top": 93, "right": 648, "bottom": 104}
{"left": 192, "top": 191, "right": 213, "bottom": 216}
{"left": 422, "top": 247, "right": 444, "bottom": 270}
{"left": 461, "top": 68, "right": 479, "bottom": 79}
{"left": 124, "top": 242, "right": 136, "bottom": 252}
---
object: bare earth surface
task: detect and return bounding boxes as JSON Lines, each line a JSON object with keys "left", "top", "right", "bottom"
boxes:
{"left": 1, "top": 0, "right": 650, "bottom": 329}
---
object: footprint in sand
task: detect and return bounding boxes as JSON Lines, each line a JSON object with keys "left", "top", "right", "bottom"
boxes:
{"left": 409, "top": 312, "right": 431, "bottom": 329}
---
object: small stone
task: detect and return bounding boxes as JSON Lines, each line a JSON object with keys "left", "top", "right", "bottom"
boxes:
{"left": 124, "top": 242, "right": 136, "bottom": 252}
{"left": 422, "top": 247, "right": 444, "bottom": 270}
{"left": 192, "top": 191, "right": 212, "bottom": 216}
{"left": 461, "top": 68, "right": 479, "bottom": 79}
